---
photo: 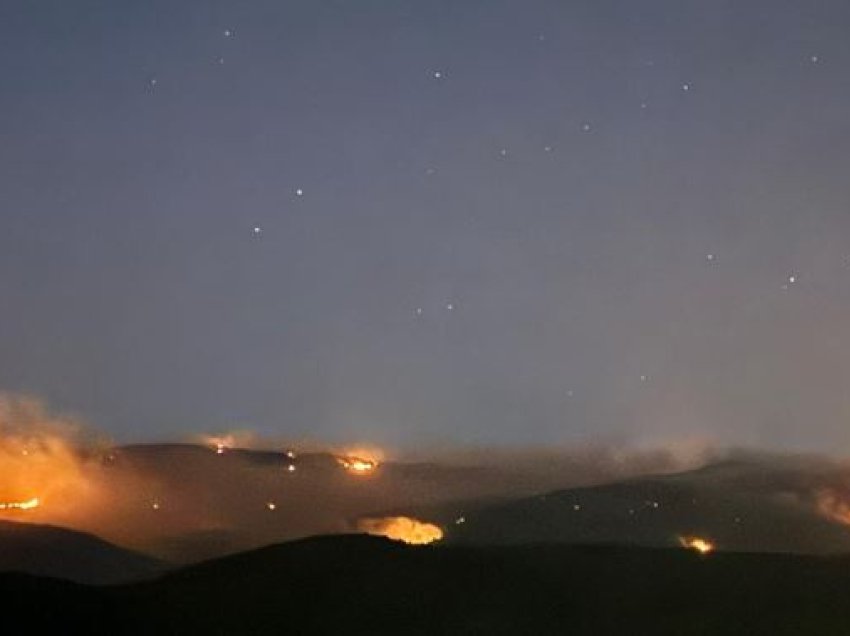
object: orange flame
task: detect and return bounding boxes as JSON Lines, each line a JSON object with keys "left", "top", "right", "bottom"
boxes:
{"left": 0, "top": 396, "right": 102, "bottom": 523}
{"left": 357, "top": 516, "right": 443, "bottom": 545}
{"left": 337, "top": 456, "right": 378, "bottom": 474}
{"left": 0, "top": 497, "right": 40, "bottom": 511}
{"left": 678, "top": 536, "right": 714, "bottom": 554}
{"left": 816, "top": 489, "right": 850, "bottom": 525}
{"left": 202, "top": 434, "right": 236, "bottom": 454}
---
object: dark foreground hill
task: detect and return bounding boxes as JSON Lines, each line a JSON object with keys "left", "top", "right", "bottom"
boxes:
{"left": 0, "top": 520, "right": 164, "bottom": 584}
{"left": 4, "top": 534, "right": 850, "bottom": 635}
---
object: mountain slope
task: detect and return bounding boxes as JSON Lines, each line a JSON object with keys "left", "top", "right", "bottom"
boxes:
{"left": 440, "top": 460, "right": 850, "bottom": 553}
{"left": 4, "top": 534, "right": 850, "bottom": 634}
{"left": 0, "top": 520, "right": 164, "bottom": 584}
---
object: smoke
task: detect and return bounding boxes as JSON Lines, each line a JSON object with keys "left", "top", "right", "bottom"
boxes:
{"left": 195, "top": 431, "right": 259, "bottom": 452}
{"left": 357, "top": 516, "right": 443, "bottom": 545}
{"left": 0, "top": 394, "right": 104, "bottom": 526}
{"left": 6, "top": 392, "right": 850, "bottom": 562}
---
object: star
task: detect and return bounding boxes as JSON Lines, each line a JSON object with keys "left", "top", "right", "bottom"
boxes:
{"left": 544, "top": 145, "right": 553, "bottom": 152}
{"left": 706, "top": 253, "right": 715, "bottom": 262}
{"left": 788, "top": 274, "right": 796, "bottom": 284}
{"left": 253, "top": 226, "right": 262, "bottom": 235}
{"left": 295, "top": 188, "right": 304, "bottom": 197}
{"left": 810, "top": 55, "right": 819, "bottom": 63}
{"left": 499, "top": 148, "right": 508, "bottom": 157}
{"left": 223, "top": 29, "right": 233, "bottom": 37}
{"left": 446, "top": 302, "right": 454, "bottom": 311}
{"left": 415, "top": 307, "right": 423, "bottom": 316}
{"left": 432, "top": 70, "right": 443, "bottom": 79}
{"left": 581, "top": 122, "right": 592, "bottom": 132}
{"left": 682, "top": 83, "right": 691, "bottom": 92}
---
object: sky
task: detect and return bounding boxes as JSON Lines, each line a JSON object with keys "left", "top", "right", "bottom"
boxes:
{"left": 3, "top": 0, "right": 850, "bottom": 450}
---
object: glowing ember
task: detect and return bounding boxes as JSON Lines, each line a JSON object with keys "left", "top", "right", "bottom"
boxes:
{"left": 337, "top": 456, "right": 378, "bottom": 475}
{"left": 357, "top": 516, "right": 443, "bottom": 545}
{"left": 816, "top": 489, "right": 850, "bottom": 525}
{"left": 0, "top": 395, "right": 100, "bottom": 524}
{"left": 679, "top": 536, "right": 714, "bottom": 554}
{"left": 203, "top": 435, "right": 236, "bottom": 454}
{"left": 0, "top": 497, "right": 40, "bottom": 511}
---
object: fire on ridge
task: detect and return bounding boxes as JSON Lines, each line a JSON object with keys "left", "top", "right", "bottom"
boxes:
{"left": 0, "top": 497, "right": 40, "bottom": 511}
{"left": 678, "top": 536, "right": 714, "bottom": 554}
{"left": 337, "top": 456, "right": 379, "bottom": 475}
{"left": 357, "top": 516, "right": 444, "bottom": 545}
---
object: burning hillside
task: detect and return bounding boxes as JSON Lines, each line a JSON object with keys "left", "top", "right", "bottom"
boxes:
{"left": 0, "top": 395, "right": 101, "bottom": 525}
{"left": 357, "top": 516, "right": 443, "bottom": 545}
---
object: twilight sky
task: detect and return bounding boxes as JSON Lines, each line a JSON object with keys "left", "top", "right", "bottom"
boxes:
{"left": 3, "top": 0, "right": 850, "bottom": 450}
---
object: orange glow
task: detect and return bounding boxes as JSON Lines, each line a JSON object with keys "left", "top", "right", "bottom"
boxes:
{"left": 203, "top": 435, "right": 236, "bottom": 454}
{"left": 0, "top": 396, "right": 100, "bottom": 523}
{"left": 337, "top": 456, "right": 378, "bottom": 474}
{"left": 0, "top": 497, "right": 40, "bottom": 511}
{"left": 678, "top": 536, "right": 714, "bottom": 554}
{"left": 357, "top": 516, "right": 443, "bottom": 545}
{"left": 335, "top": 445, "right": 384, "bottom": 475}
{"left": 816, "top": 489, "right": 850, "bottom": 525}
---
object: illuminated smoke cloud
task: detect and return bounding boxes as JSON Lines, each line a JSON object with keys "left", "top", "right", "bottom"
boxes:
{"left": 0, "top": 394, "right": 102, "bottom": 524}
{"left": 815, "top": 488, "right": 850, "bottom": 525}
{"left": 357, "top": 516, "right": 444, "bottom": 545}
{"left": 197, "top": 431, "right": 259, "bottom": 453}
{"left": 678, "top": 536, "right": 715, "bottom": 554}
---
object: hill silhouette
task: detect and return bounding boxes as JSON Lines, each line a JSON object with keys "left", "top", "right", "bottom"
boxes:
{"left": 0, "top": 520, "right": 164, "bottom": 584}
{"left": 4, "top": 534, "right": 850, "bottom": 634}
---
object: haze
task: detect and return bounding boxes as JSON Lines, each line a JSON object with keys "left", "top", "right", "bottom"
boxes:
{"left": 2, "top": 0, "right": 850, "bottom": 453}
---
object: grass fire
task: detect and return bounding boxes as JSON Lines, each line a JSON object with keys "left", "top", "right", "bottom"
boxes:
{"left": 357, "top": 516, "right": 444, "bottom": 545}
{"left": 678, "top": 536, "right": 715, "bottom": 554}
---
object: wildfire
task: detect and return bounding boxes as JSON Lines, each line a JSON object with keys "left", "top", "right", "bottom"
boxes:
{"left": 203, "top": 435, "right": 236, "bottom": 454}
{"left": 678, "top": 536, "right": 714, "bottom": 554}
{"left": 357, "top": 516, "right": 444, "bottom": 545}
{"left": 0, "top": 395, "right": 101, "bottom": 523}
{"left": 338, "top": 456, "right": 378, "bottom": 475}
{"left": 0, "top": 497, "right": 40, "bottom": 511}
{"left": 334, "top": 445, "right": 384, "bottom": 475}
{"left": 816, "top": 489, "right": 850, "bottom": 525}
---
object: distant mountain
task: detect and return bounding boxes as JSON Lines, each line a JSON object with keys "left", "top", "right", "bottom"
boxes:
{"left": 0, "top": 520, "right": 164, "bottom": 584}
{"left": 106, "top": 443, "right": 535, "bottom": 562}
{"left": 5, "top": 534, "right": 850, "bottom": 634}
{"left": 442, "top": 459, "right": 850, "bottom": 553}
{"left": 100, "top": 445, "right": 850, "bottom": 561}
